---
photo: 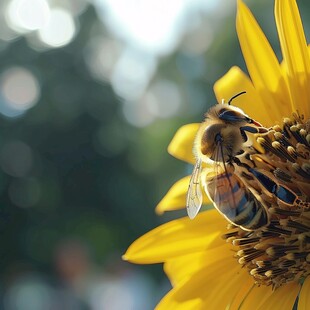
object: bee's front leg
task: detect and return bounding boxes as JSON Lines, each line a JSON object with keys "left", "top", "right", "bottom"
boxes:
{"left": 239, "top": 126, "right": 268, "bottom": 142}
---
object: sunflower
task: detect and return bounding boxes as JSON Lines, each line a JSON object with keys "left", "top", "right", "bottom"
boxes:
{"left": 124, "top": 0, "right": 310, "bottom": 309}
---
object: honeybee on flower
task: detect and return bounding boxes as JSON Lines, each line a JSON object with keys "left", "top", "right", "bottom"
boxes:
{"left": 187, "top": 92, "right": 270, "bottom": 230}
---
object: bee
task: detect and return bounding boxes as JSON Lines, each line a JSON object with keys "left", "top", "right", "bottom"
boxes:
{"left": 186, "top": 92, "right": 270, "bottom": 230}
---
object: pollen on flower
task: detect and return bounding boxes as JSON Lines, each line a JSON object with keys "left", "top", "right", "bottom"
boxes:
{"left": 223, "top": 114, "right": 310, "bottom": 289}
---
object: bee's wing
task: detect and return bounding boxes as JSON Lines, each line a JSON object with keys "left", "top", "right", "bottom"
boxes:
{"left": 186, "top": 158, "right": 203, "bottom": 219}
{"left": 211, "top": 145, "right": 239, "bottom": 220}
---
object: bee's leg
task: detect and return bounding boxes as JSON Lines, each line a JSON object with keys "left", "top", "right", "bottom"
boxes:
{"left": 240, "top": 126, "right": 268, "bottom": 134}
{"left": 240, "top": 126, "right": 269, "bottom": 142}
{"left": 240, "top": 129, "right": 248, "bottom": 142}
{"left": 240, "top": 126, "right": 258, "bottom": 142}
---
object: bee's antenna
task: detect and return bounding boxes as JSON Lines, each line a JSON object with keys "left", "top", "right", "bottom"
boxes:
{"left": 227, "top": 91, "right": 246, "bottom": 105}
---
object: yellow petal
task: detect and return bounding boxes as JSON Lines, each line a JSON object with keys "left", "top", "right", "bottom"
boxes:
{"left": 203, "top": 267, "right": 249, "bottom": 310}
{"left": 228, "top": 277, "right": 255, "bottom": 310}
{"left": 275, "top": 0, "right": 310, "bottom": 118}
{"left": 239, "top": 285, "right": 274, "bottom": 310}
{"left": 156, "top": 294, "right": 202, "bottom": 310}
{"left": 164, "top": 244, "right": 232, "bottom": 286}
{"left": 168, "top": 123, "right": 200, "bottom": 164}
{"left": 298, "top": 276, "right": 310, "bottom": 310}
{"left": 214, "top": 66, "right": 274, "bottom": 127}
{"left": 158, "top": 261, "right": 248, "bottom": 310}
{"left": 257, "top": 281, "right": 300, "bottom": 310}
{"left": 237, "top": 0, "right": 291, "bottom": 121}
{"left": 123, "top": 209, "right": 226, "bottom": 264}
{"left": 156, "top": 176, "right": 211, "bottom": 215}
{"left": 164, "top": 251, "right": 208, "bottom": 287}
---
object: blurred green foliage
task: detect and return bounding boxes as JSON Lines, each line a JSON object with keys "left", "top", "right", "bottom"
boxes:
{"left": 0, "top": 7, "right": 165, "bottom": 275}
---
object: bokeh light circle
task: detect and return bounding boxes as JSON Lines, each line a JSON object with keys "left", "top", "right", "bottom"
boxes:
{"left": 7, "top": 0, "right": 50, "bottom": 32}
{"left": 0, "top": 66, "right": 40, "bottom": 114}
{"left": 38, "top": 8, "right": 76, "bottom": 47}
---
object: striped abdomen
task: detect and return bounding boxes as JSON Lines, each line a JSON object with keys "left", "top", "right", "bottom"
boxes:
{"left": 205, "top": 172, "right": 269, "bottom": 230}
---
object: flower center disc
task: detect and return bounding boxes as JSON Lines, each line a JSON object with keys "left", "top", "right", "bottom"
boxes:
{"left": 223, "top": 115, "right": 310, "bottom": 288}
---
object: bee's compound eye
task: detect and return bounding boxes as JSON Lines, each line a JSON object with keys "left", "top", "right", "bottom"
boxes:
{"left": 218, "top": 108, "right": 228, "bottom": 115}
{"left": 219, "top": 109, "right": 247, "bottom": 123}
